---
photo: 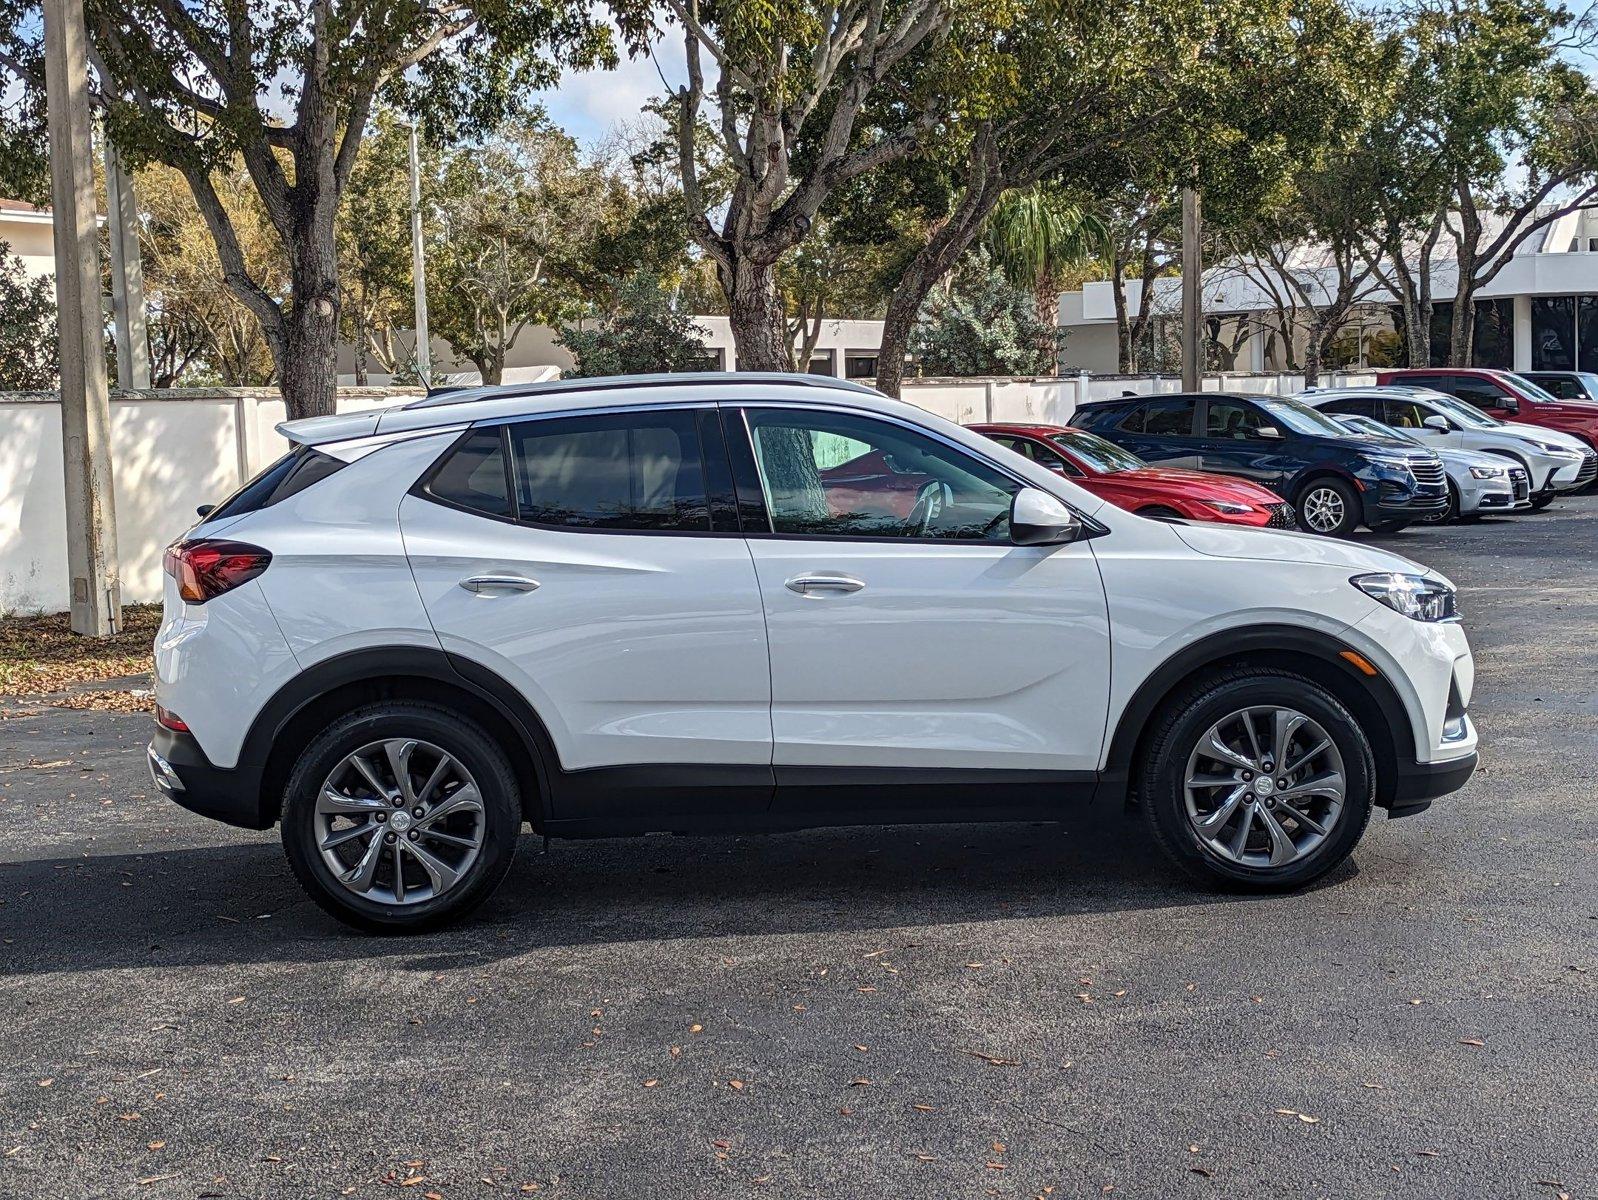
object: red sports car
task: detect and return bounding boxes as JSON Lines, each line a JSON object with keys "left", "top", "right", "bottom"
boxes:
{"left": 969, "top": 422, "right": 1296, "bottom": 528}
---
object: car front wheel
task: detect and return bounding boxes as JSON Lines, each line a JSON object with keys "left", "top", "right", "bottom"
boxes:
{"left": 1296, "top": 478, "right": 1361, "bottom": 537}
{"left": 281, "top": 702, "right": 522, "bottom": 932}
{"left": 1139, "top": 667, "right": 1375, "bottom": 891}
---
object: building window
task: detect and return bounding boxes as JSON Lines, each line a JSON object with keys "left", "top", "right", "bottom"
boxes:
{"left": 1579, "top": 297, "right": 1598, "bottom": 372}
{"left": 844, "top": 353, "right": 878, "bottom": 379}
{"left": 1531, "top": 296, "right": 1577, "bottom": 370}
{"left": 807, "top": 350, "right": 835, "bottom": 375}
{"left": 1473, "top": 298, "right": 1514, "bottom": 369}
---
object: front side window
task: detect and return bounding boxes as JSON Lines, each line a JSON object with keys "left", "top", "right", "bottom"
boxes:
{"left": 1451, "top": 376, "right": 1511, "bottom": 409}
{"left": 1383, "top": 399, "right": 1436, "bottom": 430}
{"left": 1204, "top": 400, "right": 1270, "bottom": 439}
{"left": 508, "top": 410, "right": 711, "bottom": 532}
{"left": 743, "top": 409, "right": 1018, "bottom": 540}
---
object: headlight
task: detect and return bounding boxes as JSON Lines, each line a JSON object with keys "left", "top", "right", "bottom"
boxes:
{"left": 1366, "top": 453, "right": 1415, "bottom": 468}
{"left": 1468, "top": 465, "right": 1506, "bottom": 479}
{"left": 1201, "top": 499, "right": 1254, "bottom": 515}
{"left": 1352, "top": 572, "right": 1460, "bottom": 622}
{"left": 1531, "top": 441, "right": 1577, "bottom": 455}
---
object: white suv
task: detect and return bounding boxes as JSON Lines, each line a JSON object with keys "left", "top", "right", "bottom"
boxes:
{"left": 150, "top": 374, "right": 1478, "bottom": 930}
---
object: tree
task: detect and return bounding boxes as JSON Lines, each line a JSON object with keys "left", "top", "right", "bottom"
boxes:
{"left": 337, "top": 112, "right": 418, "bottom": 385}
{"left": 983, "top": 185, "right": 1107, "bottom": 367}
{"left": 1361, "top": 0, "right": 1598, "bottom": 365}
{"left": 0, "top": 0, "right": 621, "bottom": 417}
{"left": 910, "top": 255, "right": 1063, "bottom": 377}
{"left": 557, "top": 271, "right": 709, "bottom": 377}
{"left": 429, "top": 115, "right": 623, "bottom": 384}
{"left": 870, "top": 0, "right": 1373, "bottom": 395}
{"left": 0, "top": 240, "right": 56, "bottom": 389}
{"left": 650, "top": 0, "right": 953, "bottom": 372}
{"left": 136, "top": 162, "right": 281, "bottom": 386}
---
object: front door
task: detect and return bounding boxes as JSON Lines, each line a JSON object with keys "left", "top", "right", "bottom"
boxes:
{"left": 1110, "top": 397, "right": 1204, "bottom": 468}
{"left": 725, "top": 404, "right": 1111, "bottom": 814}
{"left": 400, "top": 408, "right": 773, "bottom": 817}
{"left": 1196, "top": 398, "right": 1294, "bottom": 489}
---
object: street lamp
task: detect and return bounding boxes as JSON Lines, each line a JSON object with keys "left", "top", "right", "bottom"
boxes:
{"left": 406, "top": 120, "right": 432, "bottom": 388}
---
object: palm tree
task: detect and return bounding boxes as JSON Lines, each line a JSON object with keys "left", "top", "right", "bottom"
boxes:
{"left": 982, "top": 185, "right": 1108, "bottom": 369}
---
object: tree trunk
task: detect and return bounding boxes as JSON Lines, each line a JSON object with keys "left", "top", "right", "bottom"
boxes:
{"left": 722, "top": 257, "right": 791, "bottom": 372}
{"left": 875, "top": 274, "right": 927, "bottom": 399}
{"left": 1111, "top": 251, "right": 1135, "bottom": 372}
{"left": 1303, "top": 319, "right": 1325, "bottom": 387}
{"left": 276, "top": 213, "right": 341, "bottom": 419}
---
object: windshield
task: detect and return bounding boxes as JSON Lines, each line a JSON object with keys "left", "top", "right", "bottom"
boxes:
{"left": 1424, "top": 392, "right": 1501, "bottom": 429}
{"left": 1257, "top": 398, "right": 1353, "bottom": 438}
{"left": 1508, "top": 373, "right": 1561, "bottom": 403}
{"left": 1336, "top": 414, "right": 1421, "bottom": 446}
{"left": 1049, "top": 428, "right": 1146, "bottom": 473}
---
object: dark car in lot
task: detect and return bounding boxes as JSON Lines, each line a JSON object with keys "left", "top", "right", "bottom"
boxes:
{"left": 1071, "top": 392, "right": 1449, "bottom": 537}
{"left": 1518, "top": 370, "right": 1598, "bottom": 403}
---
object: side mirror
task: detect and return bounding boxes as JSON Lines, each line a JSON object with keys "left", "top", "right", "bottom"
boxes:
{"left": 1422, "top": 414, "right": 1450, "bottom": 432}
{"left": 1255, "top": 425, "right": 1284, "bottom": 440}
{"left": 1010, "top": 488, "right": 1081, "bottom": 546}
{"left": 196, "top": 503, "right": 215, "bottom": 518}
{"left": 1501, "top": 396, "right": 1520, "bottom": 414}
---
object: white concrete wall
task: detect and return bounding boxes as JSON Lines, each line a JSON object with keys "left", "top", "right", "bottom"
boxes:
{"left": 0, "top": 371, "right": 1376, "bottom": 614}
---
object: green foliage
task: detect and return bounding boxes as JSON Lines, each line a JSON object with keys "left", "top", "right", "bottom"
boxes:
{"left": 557, "top": 272, "right": 710, "bottom": 378}
{"left": 0, "top": 240, "right": 57, "bottom": 390}
{"left": 338, "top": 113, "right": 418, "bottom": 381}
{"left": 910, "top": 256, "right": 1063, "bottom": 377}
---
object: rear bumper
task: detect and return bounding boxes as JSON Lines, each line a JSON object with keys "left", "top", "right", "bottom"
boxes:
{"left": 148, "top": 725, "right": 271, "bottom": 830}
{"left": 1389, "top": 750, "right": 1478, "bottom": 817}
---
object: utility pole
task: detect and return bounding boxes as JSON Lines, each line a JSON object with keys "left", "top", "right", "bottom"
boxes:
{"left": 407, "top": 121, "right": 432, "bottom": 387}
{"left": 44, "top": 0, "right": 121, "bottom": 637}
{"left": 104, "top": 139, "right": 150, "bottom": 389}
{"left": 1181, "top": 184, "right": 1202, "bottom": 392}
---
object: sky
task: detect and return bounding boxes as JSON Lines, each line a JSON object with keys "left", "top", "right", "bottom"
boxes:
{"left": 530, "top": 33, "right": 704, "bottom": 148}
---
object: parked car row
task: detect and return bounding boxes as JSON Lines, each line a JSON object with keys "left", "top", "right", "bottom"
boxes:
{"left": 970, "top": 368, "right": 1596, "bottom": 539}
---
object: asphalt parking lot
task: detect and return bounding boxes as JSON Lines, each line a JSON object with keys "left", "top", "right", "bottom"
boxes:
{"left": 2, "top": 498, "right": 1595, "bottom": 1200}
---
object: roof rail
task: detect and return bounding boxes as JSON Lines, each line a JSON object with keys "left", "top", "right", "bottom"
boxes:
{"left": 403, "top": 370, "right": 883, "bottom": 410}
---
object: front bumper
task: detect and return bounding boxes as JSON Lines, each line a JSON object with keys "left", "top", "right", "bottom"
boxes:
{"left": 1549, "top": 449, "right": 1596, "bottom": 491}
{"left": 1391, "top": 749, "right": 1478, "bottom": 817}
{"left": 1362, "top": 486, "right": 1449, "bottom": 524}
{"left": 148, "top": 725, "right": 271, "bottom": 830}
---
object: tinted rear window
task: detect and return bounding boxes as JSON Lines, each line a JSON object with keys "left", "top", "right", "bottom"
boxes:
{"left": 425, "top": 428, "right": 514, "bottom": 518}
{"left": 204, "top": 445, "right": 346, "bottom": 522}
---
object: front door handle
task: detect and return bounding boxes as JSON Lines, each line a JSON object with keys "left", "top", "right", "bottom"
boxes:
{"left": 460, "top": 575, "right": 541, "bottom": 594}
{"left": 784, "top": 573, "right": 865, "bottom": 595}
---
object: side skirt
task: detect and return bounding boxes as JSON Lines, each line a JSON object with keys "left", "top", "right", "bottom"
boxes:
{"left": 541, "top": 763, "right": 1109, "bottom": 839}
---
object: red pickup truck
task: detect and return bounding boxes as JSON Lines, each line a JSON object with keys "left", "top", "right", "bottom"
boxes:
{"left": 1376, "top": 367, "right": 1598, "bottom": 452}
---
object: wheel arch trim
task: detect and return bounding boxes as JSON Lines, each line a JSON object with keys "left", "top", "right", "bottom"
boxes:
{"left": 1103, "top": 623, "right": 1417, "bottom": 803}
{"left": 240, "top": 645, "right": 558, "bottom": 827}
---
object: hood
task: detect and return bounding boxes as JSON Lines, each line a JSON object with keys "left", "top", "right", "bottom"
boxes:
{"left": 1499, "top": 421, "right": 1588, "bottom": 452}
{"left": 1171, "top": 520, "right": 1440, "bottom": 579}
{"left": 1112, "top": 466, "right": 1283, "bottom": 503}
{"left": 1436, "top": 445, "right": 1517, "bottom": 471}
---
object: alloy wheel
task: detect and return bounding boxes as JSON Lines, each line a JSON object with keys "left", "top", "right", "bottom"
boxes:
{"left": 1300, "top": 487, "right": 1346, "bottom": 534}
{"left": 1182, "top": 706, "right": 1346, "bottom": 869}
{"left": 314, "top": 738, "right": 485, "bottom": 906}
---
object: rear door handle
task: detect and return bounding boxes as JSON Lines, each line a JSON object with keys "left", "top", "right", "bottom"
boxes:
{"left": 784, "top": 573, "right": 865, "bottom": 595}
{"left": 460, "top": 575, "right": 541, "bottom": 594}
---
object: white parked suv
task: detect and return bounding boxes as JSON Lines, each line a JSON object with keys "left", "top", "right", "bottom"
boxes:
{"left": 1303, "top": 385, "right": 1591, "bottom": 507}
{"left": 150, "top": 374, "right": 1479, "bottom": 930}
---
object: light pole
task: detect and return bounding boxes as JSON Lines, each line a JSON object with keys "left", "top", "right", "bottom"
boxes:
{"left": 44, "top": 0, "right": 120, "bottom": 636}
{"left": 407, "top": 121, "right": 432, "bottom": 388}
{"left": 1181, "top": 184, "right": 1202, "bottom": 392}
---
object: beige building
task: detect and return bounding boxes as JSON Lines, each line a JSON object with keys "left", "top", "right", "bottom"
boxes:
{"left": 0, "top": 199, "right": 58, "bottom": 281}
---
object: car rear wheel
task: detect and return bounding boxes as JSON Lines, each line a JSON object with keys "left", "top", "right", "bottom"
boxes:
{"left": 281, "top": 702, "right": 522, "bottom": 932}
{"left": 1296, "top": 478, "right": 1360, "bottom": 537}
{"left": 1138, "top": 667, "right": 1375, "bottom": 891}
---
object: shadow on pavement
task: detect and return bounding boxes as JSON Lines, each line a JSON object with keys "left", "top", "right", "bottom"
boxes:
{"left": 0, "top": 804, "right": 1354, "bottom": 979}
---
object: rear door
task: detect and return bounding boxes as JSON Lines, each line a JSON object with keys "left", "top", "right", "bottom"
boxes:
{"left": 399, "top": 406, "right": 774, "bottom": 818}
{"left": 724, "top": 403, "right": 1110, "bottom": 816}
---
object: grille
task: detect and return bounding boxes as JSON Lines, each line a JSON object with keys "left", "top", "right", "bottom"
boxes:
{"left": 1409, "top": 459, "right": 1446, "bottom": 488}
{"left": 1266, "top": 502, "right": 1296, "bottom": 529}
{"left": 1509, "top": 467, "right": 1530, "bottom": 501}
{"left": 1576, "top": 448, "right": 1598, "bottom": 488}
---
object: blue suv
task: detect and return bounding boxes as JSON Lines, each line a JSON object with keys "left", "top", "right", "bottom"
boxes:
{"left": 1072, "top": 392, "right": 1449, "bottom": 536}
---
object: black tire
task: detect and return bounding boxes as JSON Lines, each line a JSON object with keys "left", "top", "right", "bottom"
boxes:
{"left": 1295, "top": 477, "right": 1361, "bottom": 537}
{"left": 1528, "top": 491, "right": 1555, "bottom": 510}
{"left": 1420, "top": 483, "right": 1459, "bottom": 525}
{"left": 281, "top": 701, "right": 522, "bottom": 933}
{"left": 1137, "top": 666, "right": 1376, "bottom": 892}
{"left": 1137, "top": 505, "right": 1185, "bottom": 522}
{"left": 1370, "top": 519, "right": 1411, "bottom": 534}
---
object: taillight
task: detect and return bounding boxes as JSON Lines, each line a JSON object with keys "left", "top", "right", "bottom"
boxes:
{"left": 162, "top": 539, "right": 272, "bottom": 603}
